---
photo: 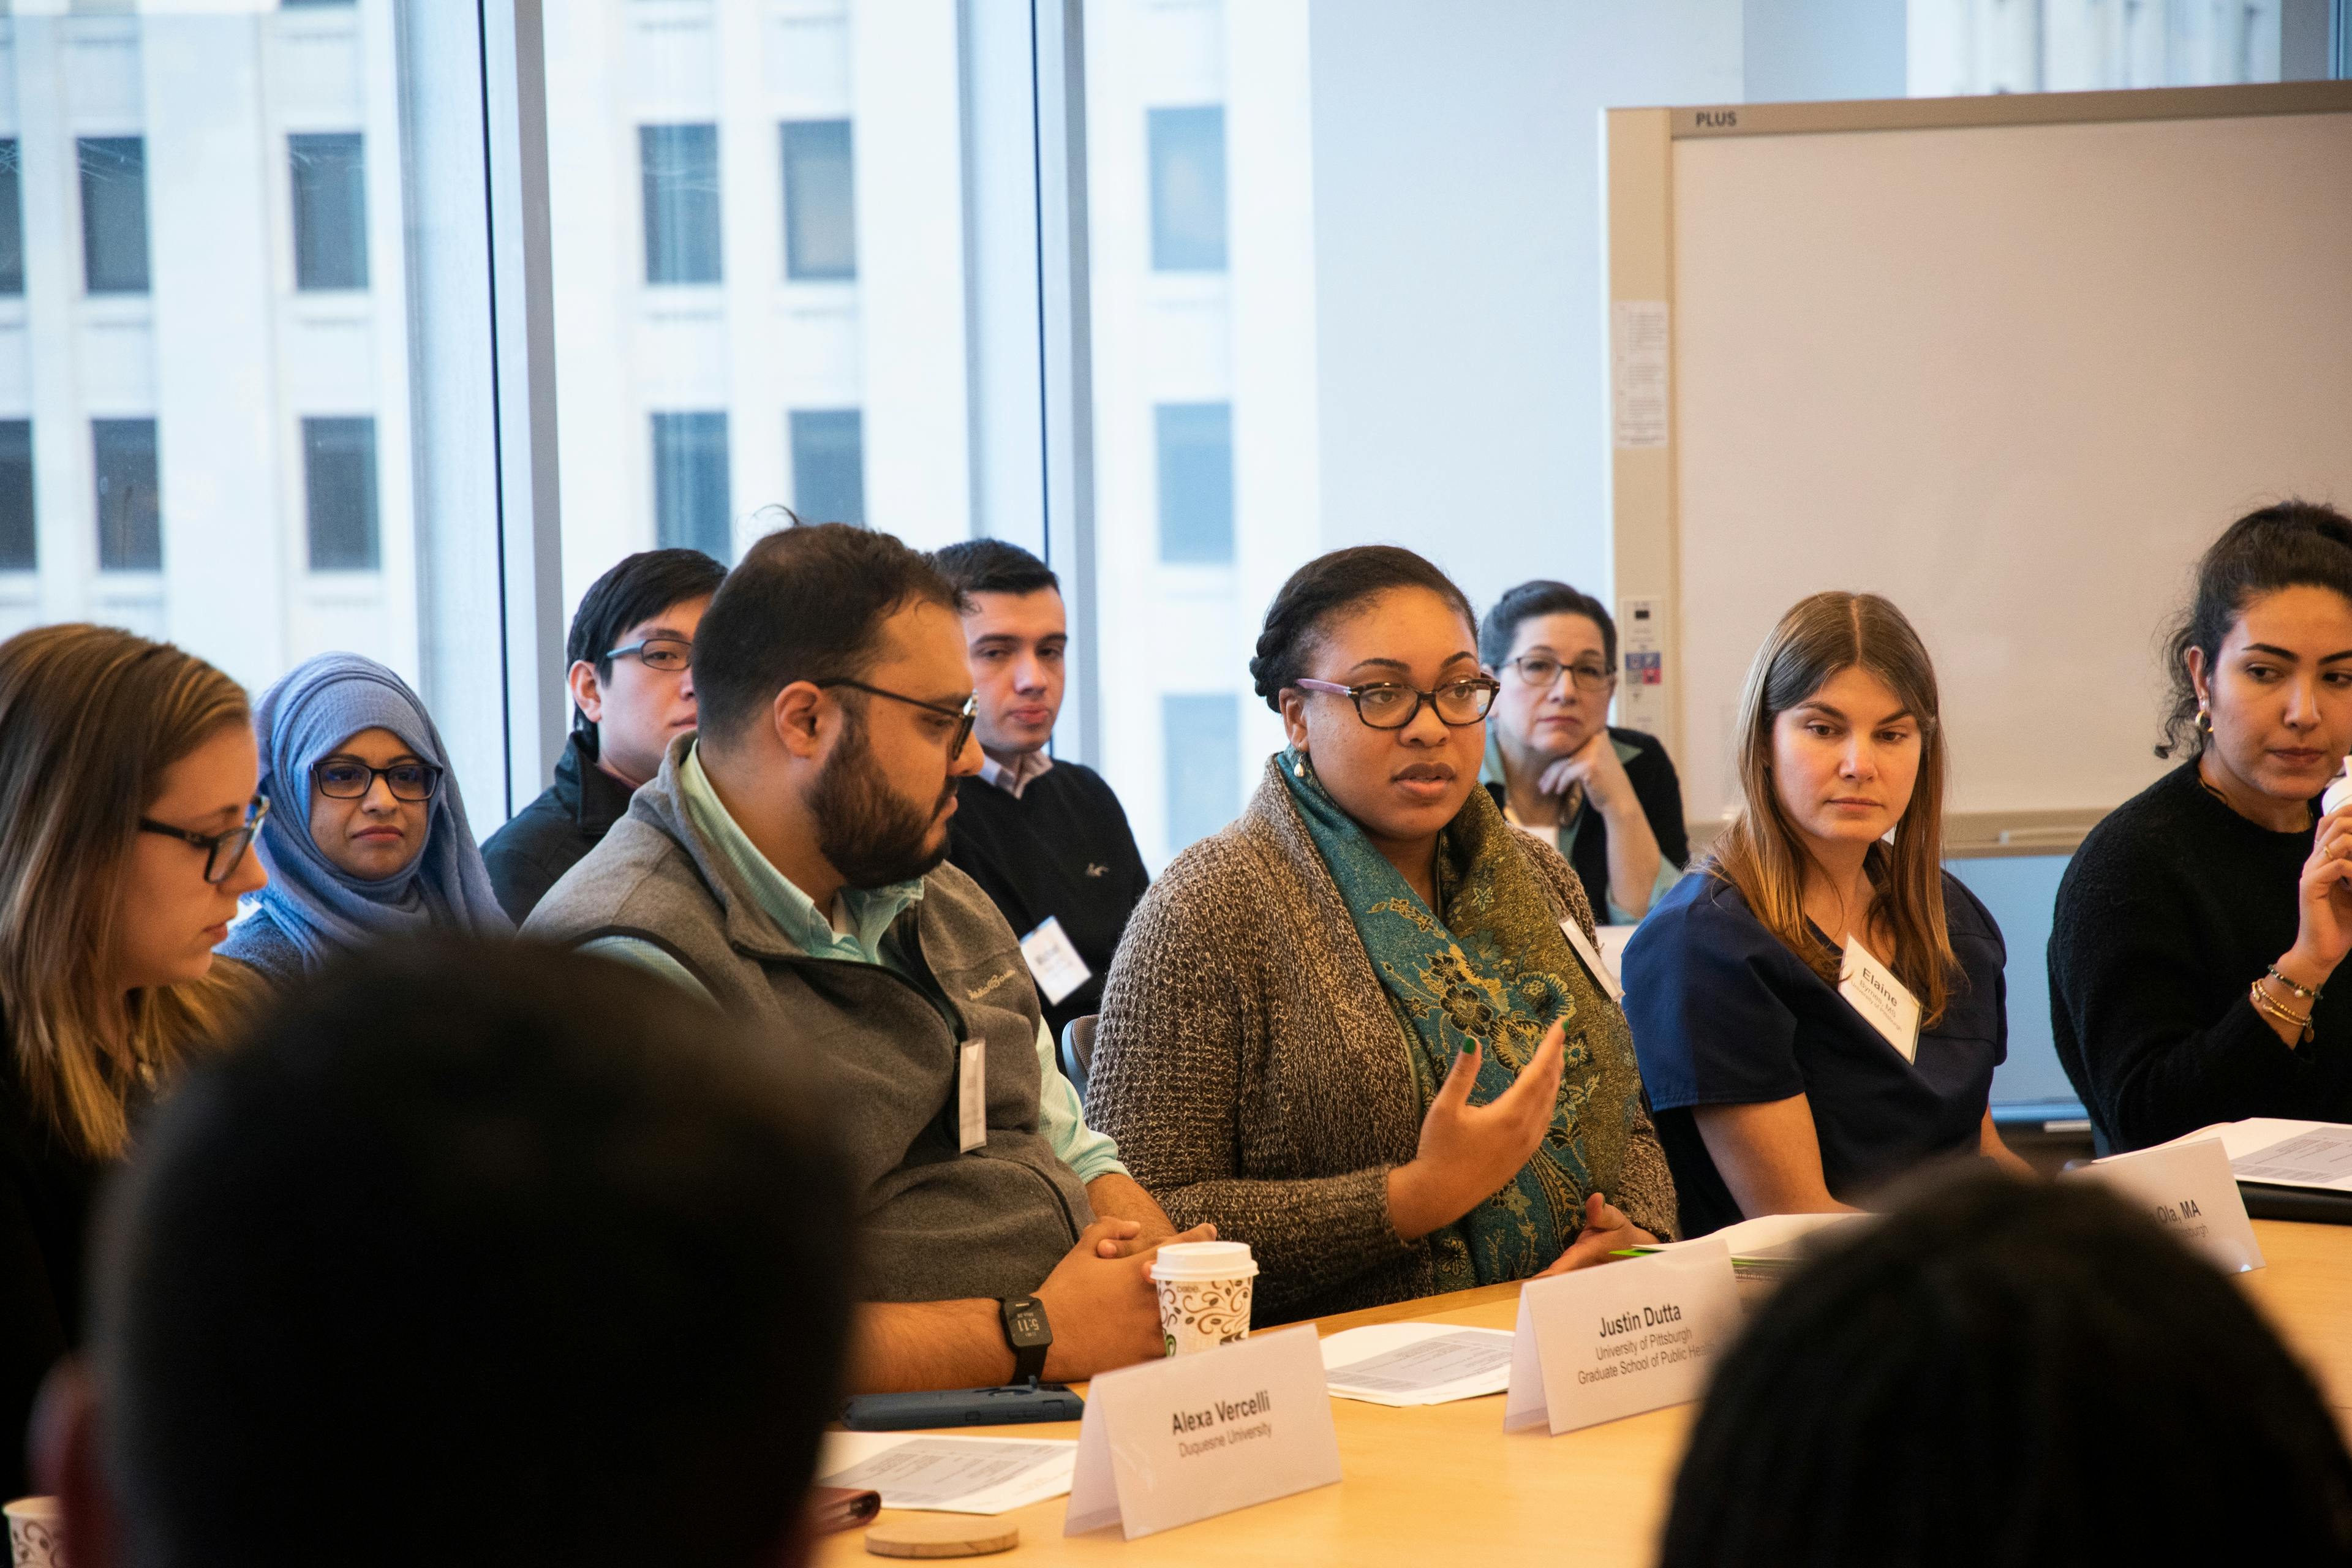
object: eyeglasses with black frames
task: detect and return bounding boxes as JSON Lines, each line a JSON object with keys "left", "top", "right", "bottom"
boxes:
{"left": 815, "top": 679, "right": 979, "bottom": 756}
{"left": 1502, "top": 655, "right": 1615, "bottom": 694}
{"left": 312, "top": 759, "right": 444, "bottom": 802}
{"left": 1292, "top": 676, "right": 1501, "bottom": 730}
{"left": 138, "top": 795, "right": 271, "bottom": 885}
{"left": 604, "top": 636, "right": 693, "bottom": 673}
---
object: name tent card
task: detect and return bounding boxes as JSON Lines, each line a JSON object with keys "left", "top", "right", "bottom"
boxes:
{"left": 2066, "top": 1136, "right": 2266, "bottom": 1274}
{"left": 1063, "top": 1325, "right": 1341, "bottom": 1540}
{"left": 1504, "top": 1238, "right": 1741, "bottom": 1436}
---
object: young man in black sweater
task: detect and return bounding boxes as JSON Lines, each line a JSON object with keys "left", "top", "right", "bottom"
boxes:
{"left": 933, "top": 540, "right": 1150, "bottom": 1047}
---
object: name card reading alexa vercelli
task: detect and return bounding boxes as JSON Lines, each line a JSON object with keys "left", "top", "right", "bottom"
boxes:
{"left": 2066, "top": 1136, "right": 2265, "bottom": 1275}
{"left": 1504, "top": 1238, "right": 1741, "bottom": 1436}
{"left": 1063, "top": 1325, "right": 1342, "bottom": 1541}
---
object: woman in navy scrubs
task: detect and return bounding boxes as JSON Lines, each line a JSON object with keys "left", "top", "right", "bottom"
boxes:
{"left": 1623, "top": 592, "right": 2030, "bottom": 1237}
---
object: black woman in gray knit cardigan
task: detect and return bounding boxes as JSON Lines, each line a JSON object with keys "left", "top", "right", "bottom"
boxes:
{"left": 1087, "top": 546, "right": 1679, "bottom": 1325}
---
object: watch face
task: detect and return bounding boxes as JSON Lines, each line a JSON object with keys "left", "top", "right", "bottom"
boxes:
{"left": 1005, "top": 1297, "right": 1049, "bottom": 1348}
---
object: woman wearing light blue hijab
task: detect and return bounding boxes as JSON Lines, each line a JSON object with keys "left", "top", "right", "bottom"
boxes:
{"left": 218, "top": 654, "right": 509, "bottom": 987}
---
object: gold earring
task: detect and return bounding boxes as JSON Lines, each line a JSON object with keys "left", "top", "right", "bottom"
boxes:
{"left": 2198, "top": 706, "right": 2213, "bottom": 734}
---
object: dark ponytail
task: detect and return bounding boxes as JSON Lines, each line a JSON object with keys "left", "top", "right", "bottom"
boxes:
{"left": 1248, "top": 546, "right": 1477, "bottom": 712}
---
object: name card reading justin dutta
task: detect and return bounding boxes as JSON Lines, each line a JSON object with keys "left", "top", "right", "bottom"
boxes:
{"left": 2066, "top": 1135, "right": 2265, "bottom": 1275}
{"left": 1063, "top": 1325, "right": 1341, "bottom": 1540}
{"left": 1504, "top": 1237, "right": 1741, "bottom": 1436}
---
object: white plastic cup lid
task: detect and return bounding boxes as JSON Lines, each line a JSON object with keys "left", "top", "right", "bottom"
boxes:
{"left": 1150, "top": 1240, "right": 1258, "bottom": 1281}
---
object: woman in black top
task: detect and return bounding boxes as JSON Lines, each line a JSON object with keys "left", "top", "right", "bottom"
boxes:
{"left": 1479, "top": 580, "right": 1689, "bottom": 923}
{"left": 2052, "top": 501, "right": 2352, "bottom": 1151}
{"left": 0, "top": 625, "right": 266, "bottom": 1496}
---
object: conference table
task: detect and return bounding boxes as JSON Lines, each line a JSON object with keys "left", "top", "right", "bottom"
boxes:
{"left": 818, "top": 1219, "right": 2352, "bottom": 1566}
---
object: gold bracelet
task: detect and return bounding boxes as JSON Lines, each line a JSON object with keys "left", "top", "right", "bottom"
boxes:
{"left": 2250, "top": 979, "right": 2316, "bottom": 1046}
{"left": 2266, "top": 965, "right": 2323, "bottom": 1003}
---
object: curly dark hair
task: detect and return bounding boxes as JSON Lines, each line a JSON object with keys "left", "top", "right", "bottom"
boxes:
{"left": 2157, "top": 500, "right": 2352, "bottom": 759}
{"left": 1247, "top": 545, "right": 1476, "bottom": 712}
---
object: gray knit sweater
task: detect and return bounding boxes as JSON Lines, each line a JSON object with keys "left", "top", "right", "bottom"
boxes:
{"left": 1088, "top": 759, "right": 1678, "bottom": 1324}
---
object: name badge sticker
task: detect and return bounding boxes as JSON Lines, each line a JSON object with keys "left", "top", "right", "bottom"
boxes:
{"left": 1559, "top": 919, "right": 1626, "bottom": 1003}
{"left": 1064, "top": 1325, "right": 1341, "bottom": 1540}
{"left": 1839, "top": 937, "right": 1921, "bottom": 1063}
{"left": 1504, "top": 1238, "right": 1741, "bottom": 1436}
{"left": 956, "top": 1039, "right": 986, "bottom": 1154}
{"left": 2067, "top": 1136, "right": 2265, "bottom": 1274}
{"left": 1019, "top": 917, "right": 1093, "bottom": 1006}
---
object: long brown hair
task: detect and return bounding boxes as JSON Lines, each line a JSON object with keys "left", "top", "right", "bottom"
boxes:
{"left": 1707, "top": 592, "right": 1959, "bottom": 1025}
{"left": 0, "top": 625, "right": 261, "bottom": 1158}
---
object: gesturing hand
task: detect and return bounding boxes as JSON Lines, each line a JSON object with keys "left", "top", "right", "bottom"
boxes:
{"left": 1386, "top": 1021, "right": 1567, "bottom": 1243}
{"left": 1537, "top": 1193, "right": 1657, "bottom": 1276}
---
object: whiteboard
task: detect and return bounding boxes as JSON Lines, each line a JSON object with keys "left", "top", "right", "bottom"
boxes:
{"left": 1628, "top": 95, "right": 2352, "bottom": 835}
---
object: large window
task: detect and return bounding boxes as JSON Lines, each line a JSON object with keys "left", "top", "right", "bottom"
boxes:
{"left": 1147, "top": 106, "right": 1226, "bottom": 272}
{"left": 652, "top": 412, "right": 732, "bottom": 559}
{"left": 1154, "top": 402, "right": 1233, "bottom": 565}
{"left": 782, "top": 119, "right": 856, "bottom": 282}
{"left": 641, "top": 124, "right": 723, "bottom": 285}
{"left": 290, "top": 134, "right": 369, "bottom": 291}
{"left": 789, "top": 409, "right": 864, "bottom": 527}
{"left": 0, "top": 423, "right": 30, "bottom": 571}
{"left": 0, "top": 143, "right": 21, "bottom": 298}
{"left": 78, "top": 137, "right": 150, "bottom": 295}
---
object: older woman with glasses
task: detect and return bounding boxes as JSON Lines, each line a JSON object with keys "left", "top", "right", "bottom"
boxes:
{"left": 1479, "top": 580, "right": 1687, "bottom": 925}
{"left": 219, "top": 652, "right": 508, "bottom": 989}
{"left": 0, "top": 624, "right": 270, "bottom": 1499}
{"left": 1087, "top": 547, "right": 1677, "bottom": 1324}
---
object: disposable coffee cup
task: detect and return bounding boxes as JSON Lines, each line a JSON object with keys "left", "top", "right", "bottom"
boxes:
{"left": 2325, "top": 758, "right": 2352, "bottom": 819}
{"left": 1149, "top": 1240, "right": 1258, "bottom": 1357}
{"left": 5, "top": 1496, "right": 63, "bottom": 1568}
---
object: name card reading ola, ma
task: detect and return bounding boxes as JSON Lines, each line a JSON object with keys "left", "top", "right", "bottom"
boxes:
{"left": 1063, "top": 1325, "right": 1341, "bottom": 1540}
{"left": 1504, "top": 1238, "right": 1742, "bottom": 1436}
{"left": 2067, "top": 1136, "right": 2265, "bottom": 1275}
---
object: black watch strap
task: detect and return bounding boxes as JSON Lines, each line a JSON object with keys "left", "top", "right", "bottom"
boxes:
{"left": 1000, "top": 1294, "right": 1052, "bottom": 1383}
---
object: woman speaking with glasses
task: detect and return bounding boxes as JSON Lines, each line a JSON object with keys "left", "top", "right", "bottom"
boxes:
{"left": 1480, "top": 580, "right": 1688, "bottom": 924}
{"left": 219, "top": 653, "right": 509, "bottom": 989}
{"left": 1087, "top": 547, "right": 1676, "bottom": 1322}
{"left": 0, "top": 624, "right": 270, "bottom": 1499}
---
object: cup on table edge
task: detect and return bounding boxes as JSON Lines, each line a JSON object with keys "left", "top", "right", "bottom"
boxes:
{"left": 1150, "top": 1240, "right": 1259, "bottom": 1357}
{"left": 5, "top": 1496, "right": 62, "bottom": 1568}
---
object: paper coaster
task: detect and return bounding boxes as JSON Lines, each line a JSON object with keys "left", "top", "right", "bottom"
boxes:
{"left": 864, "top": 1517, "right": 1022, "bottom": 1559}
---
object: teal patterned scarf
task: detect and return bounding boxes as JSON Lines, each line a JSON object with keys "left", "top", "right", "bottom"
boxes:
{"left": 1278, "top": 746, "right": 1642, "bottom": 1289}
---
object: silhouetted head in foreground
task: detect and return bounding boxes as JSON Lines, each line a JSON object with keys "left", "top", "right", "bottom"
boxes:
{"left": 1661, "top": 1171, "right": 2352, "bottom": 1567}
{"left": 51, "top": 938, "right": 854, "bottom": 1568}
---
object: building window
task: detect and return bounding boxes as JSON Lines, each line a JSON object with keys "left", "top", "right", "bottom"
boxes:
{"left": 1163, "top": 694, "right": 1240, "bottom": 855}
{"left": 652, "top": 411, "right": 731, "bottom": 559}
{"left": 93, "top": 418, "right": 160, "bottom": 571}
{"left": 78, "top": 138, "right": 151, "bottom": 295}
{"left": 303, "top": 417, "right": 378, "bottom": 570}
{"left": 641, "top": 124, "right": 721, "bottom": 285}
{"left": 290, "top": 133, "right": 368, "bottom": 290}
{"left": 0, "top": 421, "right": 31, "bottom": 571}
{"left": 1155, "top": 401, "right": 1233, "bottom": 564}
{"left": 1148, "top": 106, "right": 1226, "bottom": 272}
{"left": 782, "top": 119, "right": 856, "bottom": 281}
{"left": 788, "top": 409, "right": 864, "bottom": 527}
{"left": 0, "top": 142, "right": 21, "bottom": 296}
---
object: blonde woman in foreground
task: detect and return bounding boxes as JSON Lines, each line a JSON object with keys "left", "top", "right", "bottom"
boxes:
{"left": 0, "top": 625, "right": 266, "bottom": 1496}
{"left": 1621, "top": 593, "right": 2029, "bottom": 1237}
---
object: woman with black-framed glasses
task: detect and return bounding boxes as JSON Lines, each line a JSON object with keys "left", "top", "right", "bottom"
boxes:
{"left": 1087, "top": 546, "right": 1677, "bottom": 1324}
{"left": 219, "top": 653, "right": 509, "bottom": 989}
{"left": 0, "top": 623, "right": 271, "bottom": 1499}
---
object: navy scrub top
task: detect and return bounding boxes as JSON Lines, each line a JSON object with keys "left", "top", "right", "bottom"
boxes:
{"left": 1622, "top": 868, "right": 2007, "bottom": 1238}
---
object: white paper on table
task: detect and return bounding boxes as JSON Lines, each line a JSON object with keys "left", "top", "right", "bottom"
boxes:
{"left": 1318, "top": 1323, "right": 1517, "bottom": 1406}
{"left": 2164, "top": 1118, "right": 2352, "bottom": 1191}
{"left": 1646, "top": 1210, "right": 1866, "bottom": 1262}
{"left": 813, "top": 1433, "right": 1076, "bottom": 1515}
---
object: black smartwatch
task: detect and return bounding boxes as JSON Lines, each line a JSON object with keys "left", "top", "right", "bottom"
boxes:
{"left": 1000, "top": 1294, "right": 1052, "bottom": 1384}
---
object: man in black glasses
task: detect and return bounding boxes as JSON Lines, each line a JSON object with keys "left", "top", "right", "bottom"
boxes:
{"left": 483, "top": 548, "right": 726, "bottom": 922}
{"left": 527, "top": 522, "right": 1199, "bottom": 1395}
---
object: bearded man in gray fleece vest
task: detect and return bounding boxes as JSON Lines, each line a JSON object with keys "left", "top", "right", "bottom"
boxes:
{"left": 527, "top": 522, "right": 1207, "bottom": 1393}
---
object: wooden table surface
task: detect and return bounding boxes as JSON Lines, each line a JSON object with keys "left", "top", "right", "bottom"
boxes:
{"left": 816, "top": 1218, "right": 2352, "bottom": 1566}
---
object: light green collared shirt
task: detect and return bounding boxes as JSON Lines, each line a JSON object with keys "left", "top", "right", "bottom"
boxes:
{"left": 584, "top": 744, "right": 1126, "bottom": 1184}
